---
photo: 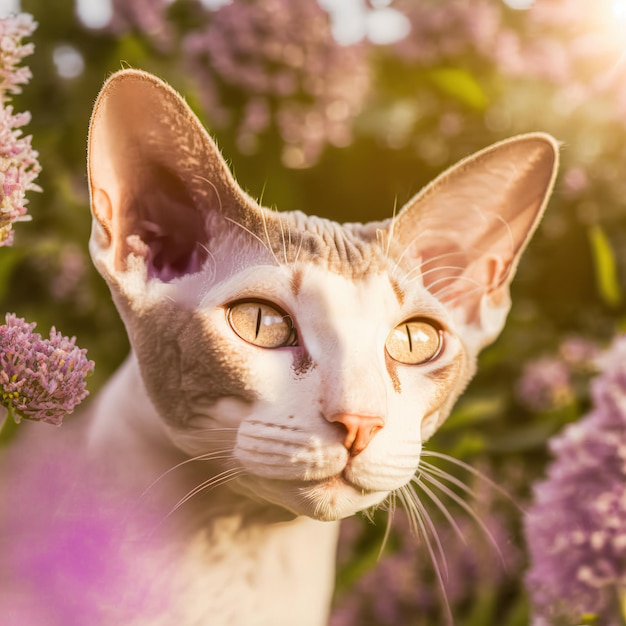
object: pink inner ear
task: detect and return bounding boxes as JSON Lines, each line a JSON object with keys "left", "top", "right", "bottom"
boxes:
{"left": 118, "top": 163, "right": 210, "bottom": 282}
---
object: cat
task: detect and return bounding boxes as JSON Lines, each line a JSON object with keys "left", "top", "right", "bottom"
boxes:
{"left": 0, "top": 69, "right": 558, "bottom": 626}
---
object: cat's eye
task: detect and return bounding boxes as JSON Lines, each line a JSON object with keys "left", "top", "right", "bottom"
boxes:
{"left": 227, "top": 301, "right": 298, "bottom": 348}
{"left": 385, "top": 319, "right": 442, "bottom": 365}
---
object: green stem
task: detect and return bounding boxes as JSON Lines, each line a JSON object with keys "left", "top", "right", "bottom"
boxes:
{"left": 0, "top": 403, "right": 19, "bottom": 446}
{"left": 618, "top": 586, "right": 626, "bottom": 626}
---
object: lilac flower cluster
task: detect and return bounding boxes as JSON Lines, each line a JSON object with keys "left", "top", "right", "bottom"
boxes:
{"left": 330, "top": 495, "right": 519, "bottom": 624}
{"left": 0, "top": 14, "right": 40, "bottom": 246}
{"left": 392, "top": 0, "right": 500, "bottom": 66}
{"left": 515, "top": 356, "right": 573, "bottom": 413}
{"left": 108, "top": 0, "right": 370, "bottom": 168}
{"left": 109, "top": 0, "right": 172, "bottom": 52}
{"left": 525, "top": 335, "right": 626, "bottom": 624}
{"left": 515, "top": 337, "right": 600, "bottom": 412}
{"left": 0, "top": 314, "right": 94, "bottom": 426}
{"left": 185, "top": 0, "right": 371, "bottom": 168}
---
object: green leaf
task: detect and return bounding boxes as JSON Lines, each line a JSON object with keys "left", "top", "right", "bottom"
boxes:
{"left": 441, "top": 395, "right": 505, "bottom": 431}
{"left": 588, "top": 224, "right": 622, "bottom": 307}
{"left": 485, "top": 420, "right": 560, "bottom": 453}
{"left": 427, "top": 68, "right": 488, "bottom": 110}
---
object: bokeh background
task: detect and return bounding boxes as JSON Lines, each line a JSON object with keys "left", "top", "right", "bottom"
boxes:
{"left": 2, "top": 0, "right": 626, "bottom": 624}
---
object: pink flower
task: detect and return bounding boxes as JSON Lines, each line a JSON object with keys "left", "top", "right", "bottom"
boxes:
{"left": 0, "top": 14, "right": 41, "bottom": 246}
{"left": 515, "top": 356, "right": 574, "bottom": 412}
{"left": 183, "top": 0, "right": 371, "bottom": 167}
{"left": 0, "top": 313, "right": 94, "bottom": 426}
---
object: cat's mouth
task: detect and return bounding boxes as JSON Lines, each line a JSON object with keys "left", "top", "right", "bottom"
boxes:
{"left": 234, "top": 471, "right": 390, "bottom": 521}
{"left": 309, "top": 473, "right": 375, "bottom": 494}
{"left": 295, "top": 474, "right": 390, "bottom": 520}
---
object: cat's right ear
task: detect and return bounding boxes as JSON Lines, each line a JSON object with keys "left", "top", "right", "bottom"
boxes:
{"left": 88, "top": 69, "right": 264, "bottom": 289}
{"left": 388, "top": 133, "right": 559, "bottom": 351}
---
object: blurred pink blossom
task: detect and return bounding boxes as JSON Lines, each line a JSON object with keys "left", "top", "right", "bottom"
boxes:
{"left": 515, "top": 356, "right": 574, "bottom": 412}
{"left": 183, "top": 0, "right": 371, "bottom": 168}
{"left": 109, "top": 0, "right": 172, "bottom": 50}
{"left": 0, "top": 14, "right": 40, "bottom": 246}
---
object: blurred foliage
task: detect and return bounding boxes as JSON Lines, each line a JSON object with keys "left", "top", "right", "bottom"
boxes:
{"left": 3, "top": 0, "right": 626, "bottom": 624}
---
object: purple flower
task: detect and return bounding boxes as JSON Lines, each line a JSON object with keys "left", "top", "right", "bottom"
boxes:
{"left": 182, "top": 0, "right": 371, "bottom": 167}
{"left": 0, "top": 14, "right": 41, "bottom": 246}
{"left": 0, "top": 313, "right": 94, "bottom": 426}
{"left": 525, "top": 335, "right": 626, "bottom": 624}
{"left": 109, "top": 0, "right": 172, "bottom": 51}
{"left": 516, "top": 356, "right": 574, "bottom": 412}
{"left": 559, "top": 335, "right": 601, "bottom": 372}
{"left": 330, "top": 478, "right": 520, "bottom": 625}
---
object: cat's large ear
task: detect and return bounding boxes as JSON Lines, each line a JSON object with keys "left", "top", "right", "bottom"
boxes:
{"left": 389, "top": 133, "right": 559, "bottom": 350}
{"left": 87, "top": 69, "right": 263, "bottom": 289}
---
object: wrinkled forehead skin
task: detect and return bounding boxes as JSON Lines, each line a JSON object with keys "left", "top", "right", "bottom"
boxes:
{"left": 125, "top": 217, "right": 415, "bottom": 429}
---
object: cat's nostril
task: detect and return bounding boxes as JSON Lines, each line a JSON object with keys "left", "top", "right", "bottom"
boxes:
{"left": 329, "top": 413, "right": 384, "bottom": 457}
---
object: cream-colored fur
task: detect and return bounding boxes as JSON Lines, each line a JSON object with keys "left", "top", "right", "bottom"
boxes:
{"left": 0, "top": 70, "right": 559, "bottom": 625}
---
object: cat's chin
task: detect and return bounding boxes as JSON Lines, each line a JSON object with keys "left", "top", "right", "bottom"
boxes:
{"left": 233, "top": 474, "right": 390, "bottom": 522}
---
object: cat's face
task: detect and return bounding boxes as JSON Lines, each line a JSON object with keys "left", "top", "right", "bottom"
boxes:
{"left": 87, "top": 71, "right": 558, "bottom": 521}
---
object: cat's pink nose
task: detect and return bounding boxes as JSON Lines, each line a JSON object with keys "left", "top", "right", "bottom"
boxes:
{"left": 330, "top": 413, "right": 384, "bottom": 456}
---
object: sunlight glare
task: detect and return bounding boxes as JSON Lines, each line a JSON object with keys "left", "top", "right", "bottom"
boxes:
{"left": 0, "top": 0, "right": 20, "bottom": 17}
{"left": 75, "top": 0, "right": 112, "bottom": 29}
{"left": 613, "top": 0, "right": 626, "bottom": 19}
{"left": 502, "top": 0, "right": 535, "bottom": 9}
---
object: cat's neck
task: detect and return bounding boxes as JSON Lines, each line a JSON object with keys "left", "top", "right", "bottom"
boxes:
{"left": 83, "top": 354, "right": 340, "bottom": 626}
{"left": 87, "top": 354, "right": 179, "bottom": 473}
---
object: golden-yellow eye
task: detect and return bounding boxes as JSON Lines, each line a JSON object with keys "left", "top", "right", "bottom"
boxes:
{"left": 385, "top": 319, "right": 442, "bottom": 365}
{"left": 227, "top": 301, "right": 297, "bottom": 348}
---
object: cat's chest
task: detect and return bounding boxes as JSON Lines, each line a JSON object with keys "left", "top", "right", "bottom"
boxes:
{"left": 95, "top": 509, "right": 341, "bottom": 626}
{"left": 148, "top": 517, "right": 340, "bottom": 626}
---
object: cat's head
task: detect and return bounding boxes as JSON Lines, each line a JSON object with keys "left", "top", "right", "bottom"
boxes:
{"left": 88, "top": 70, "right": 558, "bottom": 521}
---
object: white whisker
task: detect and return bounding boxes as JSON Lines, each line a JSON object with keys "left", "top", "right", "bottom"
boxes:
{"left": 197, "top": 242, "right": 217, "bottom": 283}
{"left": 286, "top": 220, "right": 294, "bottom": 264}
{"left": 414, "top": 472, "right": 504, "bottom": 568}
{"left": 193, "top": 174, "right": 224, "bottom": 213}
{"left": 224, "top": 216, "right": 272, "bottom": 256}
{"left": 421, "top": 450, "right": 522, "bottom": 512}
{"left": 278, "top": 212, "right": 289, "bottom": 265}
{"left": 413, "top": 473, "right": 467, "bottom": 545}
{"left": 420, "top": 460, "right": 480, "bottom": 501}
{"left": 377, "top": 493, "right": 396, "bottom": 560}
{"left": 390, "top": 234, "right": 463, "bottom": 278}
{"left": 136, "top": 448, "right": 236, "bottom": 504}
{"left": 404, "top": 264, "right": 468, "bottom": 285}
{"left": 429, "top": 274, "right": 484, "bottom": 296}
{"left": 169, "top": 467, "right": 245, "bottom": 516}
{"left": 293, "top": 232, "right": 304, "bottom": 265}
{"left": 260, "top": 208, "right": 283, "bottom": 266}
{"left": 397, "top": 485, "right": 454, "bottom": 626}
{"left": 385, "top": 197, "right": 399, "bottom": 259}
{"left": 402, "top": 484, "right": 449, "bottom": 581}
{"left": 492, "top": 213, "right": 515, "bottom": 256}
{"left": 390, "top": 231, "right": 428, "bottom": 278}
{"left": 435, "top": 285, "right": 485, "bottom": 306}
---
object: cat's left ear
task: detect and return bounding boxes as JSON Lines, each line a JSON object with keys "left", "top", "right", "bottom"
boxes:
{"left": 87, "top": 69, "right": 263, "bottom": 290}
{"left": 389, "top": 133, "right": 559, "bottom": 350}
